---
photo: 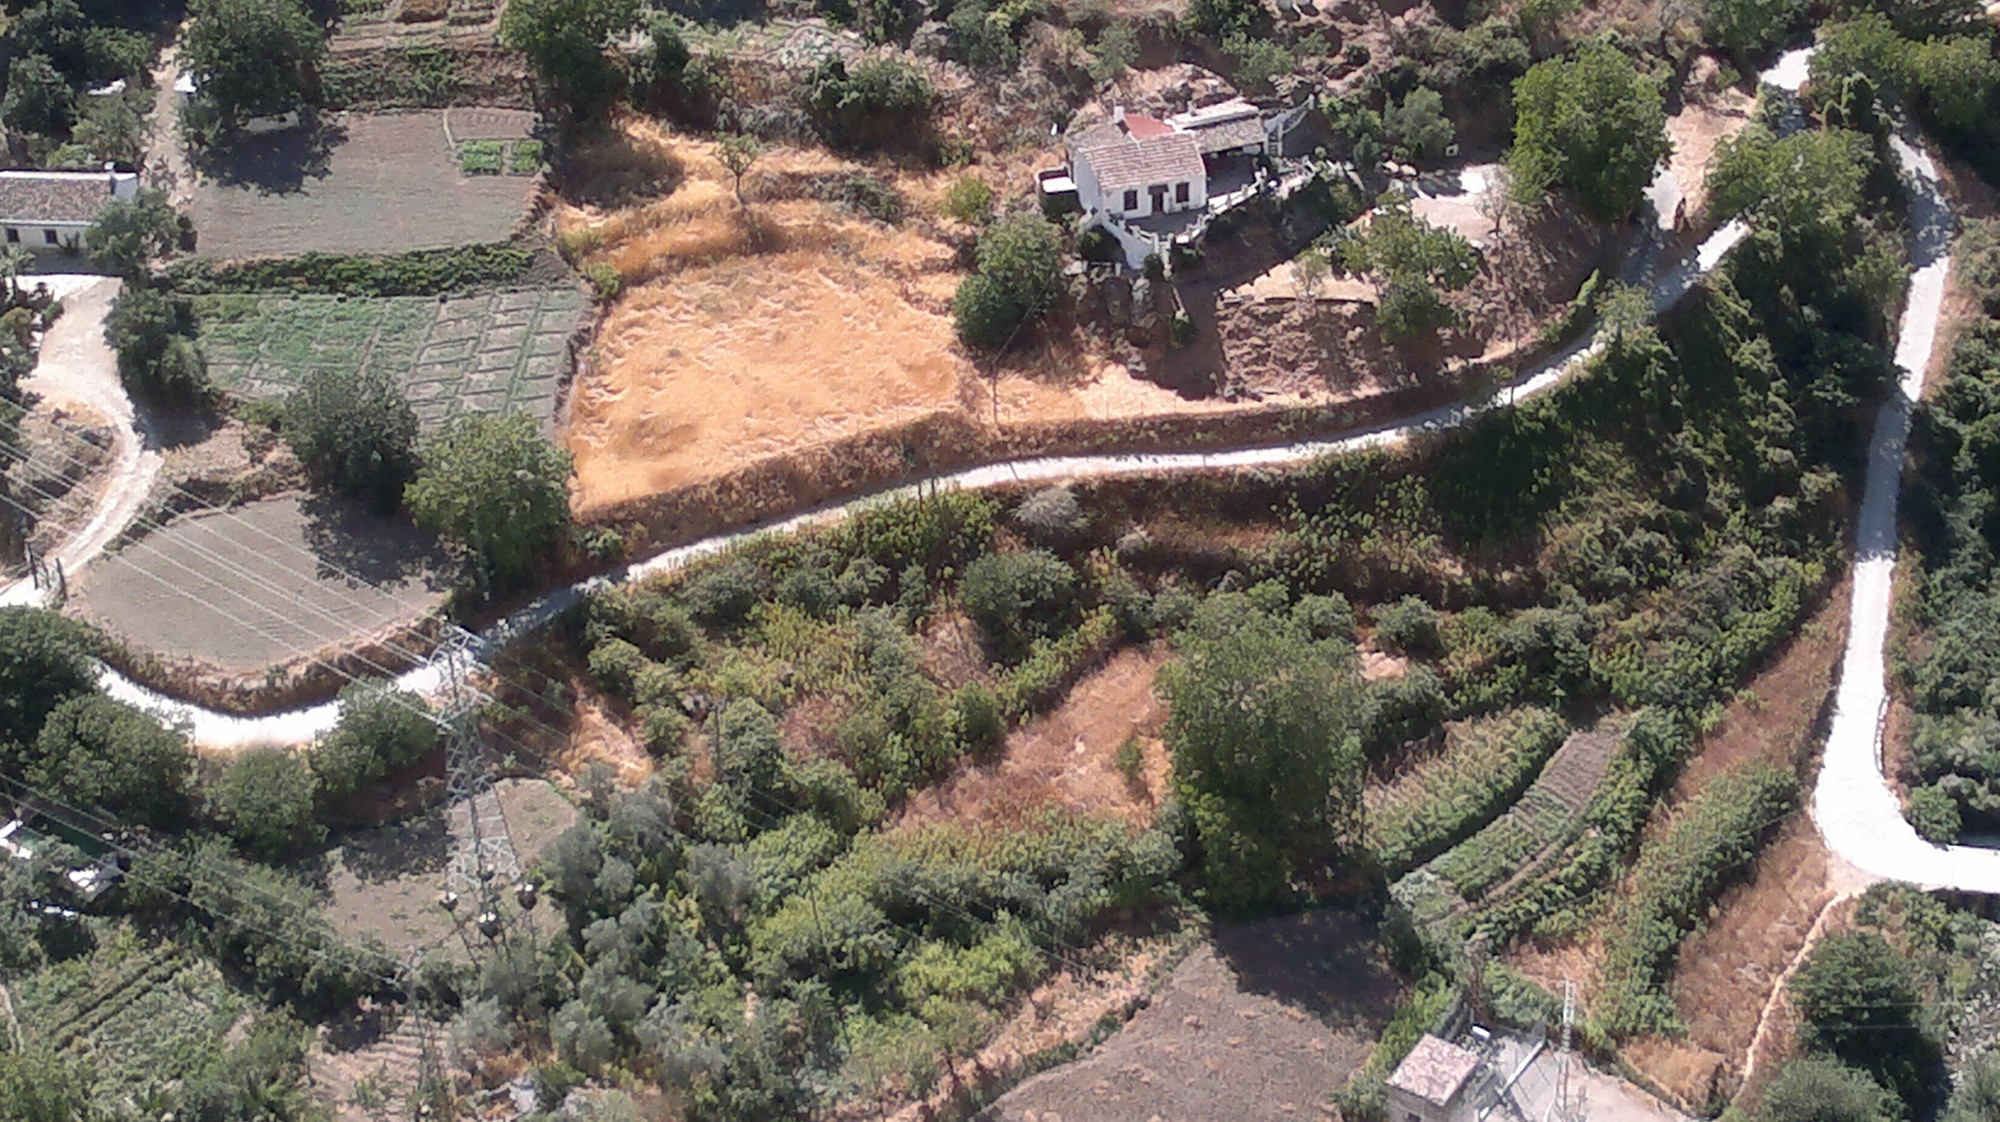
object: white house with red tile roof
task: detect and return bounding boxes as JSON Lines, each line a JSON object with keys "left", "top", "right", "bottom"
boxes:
{"left": 1065, "top": 107, "right": 1209, "bottom": 220}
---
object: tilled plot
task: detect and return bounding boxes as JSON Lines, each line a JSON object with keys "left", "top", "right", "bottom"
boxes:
{"left": 197, "top": 287, "right": 586, "bottom": 429}
{"left": 71, "top": 495, "right": 445, "bottom": 670}
{"left": 189, "top": 111, "right": 534, "bottom": 259}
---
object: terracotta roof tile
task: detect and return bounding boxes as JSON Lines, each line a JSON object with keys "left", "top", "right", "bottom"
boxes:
{"left": 1070, "top": 129, "right": 1205, "bottom": 193}
{"left": 1386, "top": 1036, "right": 1482, "bottom": 1106}
{"left": 0, "top": 172, "right": 116, "bottom": 225}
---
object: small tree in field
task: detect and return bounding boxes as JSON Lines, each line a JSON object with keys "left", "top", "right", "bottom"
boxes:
{"left": 716, "top": 133, "right": 762, "bottom": 207}
{"left": 311, "top": 682, "right": 440, "bottom": 806}
{"left": 284, "top": 365, "right": 420, "bottom": 515}
{"left": 1340, "top": 194, "right": 1479, "bottom": 342}
{"left": 181, "top": 0, "right": 326, "bottom": 130}
{"left": 406, "top": 412, "right": 575, "bottom": 595}
{"left": 86, "top": 189, "right": 182, "bottom": 281}
{"left": 952, "top": 212, "right": 1061, "bottom": 349}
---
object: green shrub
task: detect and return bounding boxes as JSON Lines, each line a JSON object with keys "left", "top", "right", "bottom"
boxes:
{"left": 942, "top": 175, "right": 994, "bottom": 225}
{"left": 955, "top": 214, "right": 1063, "bottom": 350}
{"left": 801, "top": 55, "right": 932, "bottom": 151}
{"left": 1907, "top": 783, "right": 1961, "bottom": 843}
{"left": 814, "top": 172, "right": 905, "bottom": 224}
{"left": 1373, "top": 596, "right": 1441, "bottom": 656}
{"left": 960, "top": 549, "right": 1079, "bottom": 655}
{"left": 458, "top": 139, "right": 505, "bottom": 174}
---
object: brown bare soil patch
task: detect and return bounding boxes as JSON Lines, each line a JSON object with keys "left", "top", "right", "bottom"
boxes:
{"left": 896, "top": 646, "right": 1172, "bottom": 833}
{"left": 318, "top": 778, "right": 576, "bottom": 957}
{"left": 189, "top": 112, "right": 535, "bottom": 260}
{"left": 1666, "top": 81, "right": 1754, "bottom": 218}
{"left": 5, "top": 404, "right": 113, "bottom": 574}
{"left": 975, "top": 911, "right": 1400, "bottom": 1122}
{"left": 920, "top": 608, "right": 995, "bottom": 690}
{"left": 559, "top": 693, "right": 655, "bottom": 787}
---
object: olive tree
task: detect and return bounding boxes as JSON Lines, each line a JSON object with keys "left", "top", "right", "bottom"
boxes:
{"left": 953, "top": 213, "right": 1062, "bottom": 349}
{"left": 181, "top": 0, "right": 326, "bottom": 130}
{"left": 499, "top": 0, "right": 644, "bottom": 118}
{"left": 85, "top": 188, "right": 182, "bottom": 281}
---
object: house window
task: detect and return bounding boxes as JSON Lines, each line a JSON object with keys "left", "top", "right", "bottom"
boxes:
{"left": 3, "top": 229, "right": 15, "bottom": 244}
{"left": 1175, "top": 182, "right": 1190, "bottom": 204}
{"left": 1122, "top": 188, "right": 1138, "bottom": 212}
{"left": 42, "top": 230, "right": 57, "bottom": 246}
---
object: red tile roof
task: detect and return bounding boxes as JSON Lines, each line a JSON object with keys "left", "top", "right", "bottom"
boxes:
{"left": 1121, "top": 114, "right": 1174, "bottom": 138}
{"left": 0, "top": 172, "right": 117, "bottom": 225}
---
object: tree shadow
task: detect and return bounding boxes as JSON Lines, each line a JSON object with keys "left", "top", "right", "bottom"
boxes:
{"left": 323, "top": 810, "right": 453, "bottom": 887}
{"left": 192, "top": 117, "right": 348, "bottom": 196}
{"left": 1211, "top": 907, "right": 1404, "bottom": 1030}
{"left": 298, "top": 491, "right": 450, "bottom": 591}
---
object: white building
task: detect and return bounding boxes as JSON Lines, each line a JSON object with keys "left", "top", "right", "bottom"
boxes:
{"left": 1165, "top": 97, "right": 1270, "bottom": 160}
{"left": 1064, "top": 107, "right": 1209, "bottom": 221}
{"left": 1386, "top": 1035, "right": 1483, "bottom": 1122}
{"left": 0, "top": 166, "right": 140, "bottom": 254}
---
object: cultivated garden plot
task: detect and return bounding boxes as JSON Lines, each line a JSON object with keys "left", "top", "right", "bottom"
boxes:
{"left": 187, "top": 112, "right": 537, "bottom": 259}
{"left": 12, "top": 929, "right": 248, "bottom": 1109}
{"left": 196, "top": 288, "right": 588, "bottom": 429}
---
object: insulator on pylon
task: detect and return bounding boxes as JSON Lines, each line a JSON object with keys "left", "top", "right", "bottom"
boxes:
{"left": 438, "top": 890, "right": 460, "bottom": 912}
{"left": 478, "top": 910, "right": 502, "bottom": 939}
{"left": 516, "top": 882, "right": 540, "bottom": 910}
{"left": 479, "top": 866, "right": 496, "bottom": 883}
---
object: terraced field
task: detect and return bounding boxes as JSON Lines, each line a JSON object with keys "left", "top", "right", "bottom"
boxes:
{"left": 1401, "top": 718, "right": 1626, "bottom": 914}
{"left": 195, "top": 287, "right": 588, "bottom": 429}
{"left": 13, "top": 930, "right": 245, "bottom": 1103}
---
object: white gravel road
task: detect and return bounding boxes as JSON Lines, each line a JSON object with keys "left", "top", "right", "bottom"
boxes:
{"left": 0, "top": 275, "right": 161, "bottom": 609}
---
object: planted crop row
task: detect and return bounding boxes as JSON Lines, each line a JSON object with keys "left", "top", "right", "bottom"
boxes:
{"left": 1592, "top": 760, "right": 1797, "bottom": 1037}
{"left": 1370, "top": 706, "right": 1568, "bottom": 877}
{"left": 1430, "top": 787, "right": 1577, "bottom": 901}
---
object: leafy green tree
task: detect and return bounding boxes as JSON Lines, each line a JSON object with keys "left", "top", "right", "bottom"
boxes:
{"left": 1833, "top": 0, "right": 1984, "bottom": 38}
{"left": 1340, "top": 194, "right": 1479, "bottom": 342}
{"left": 0, "top": 607, "right": 98, "bottom": 746}
{"left": 1706, "top": 126, "right": 1870, "bottom": 245}
{"left": 104, "top": 286, "right": 209, "bottom": 404}
{"left": 209, "top": 747, "right": 321, "bottom": 859}
{"left": 2, "top": 54, "right": 74, "bottom": 139}
{"left": 800, "top": 55, "right": 932, "bottom": 151}
{"left": 1508, "top": 42, "right": 1671, "bottom": 221}
{"left": 499, "top": 0, "right": 643, "bottom": 118}
{"left": 86, "top": 188, "right": 184, "bottom": 281}
{"left": 310, "top": 682, "right": 440, "bottom": 806}
{"left": 1185, "top": 0, "right": 1260, "bottom": 39}
{"left": 946, "top": 0, "right": 1021, "bottom": 70}
{"left": 283, "top": 364, "right": 419, "bottom": 514}
{"left": 406, "top": 412, "right": 575, "bottom": 594}
{"left": 1384, "top": 86, "right": 1454, "bottom": 165}
{"left": 1222, "top": 33, "right": 1293, "bottom": 95}
{"left": 1088, "top": 23, "right": 1138, "bottom": 83}
{"left": 717, "top": 132, "right": 763, "bottom": 206}
{"left": 1759, "top": 1057, "right": 1899, "bottom": 1122}
{"left": 72, "top": 93, "right": 147, "bottom": 166}
{"left": 1790, "top": 931, "right": 1940, "bottom": 1106}
{"left": 181, "top": 0, "right": 327, "bottom": 129}
{"left": 1162, "top": 592, "right": 1365, "bottom": 911}
{"left": 27, "top": 694, "right": 195, "bottom": 827}
{"left": 1912, "top": 35, "right": 2000, "bottom": 132}
{"left": 0, "top": 1050, "right": 90, "bottom": 1122}
{"left": 953, "top": 212, "right": 1061, "bottom": 349}
{"left": 1699, "top": 0, "right": 1807, "bottom": 58}
{"left": 174, "top": 1014, "right": 325, "bottom": 1122}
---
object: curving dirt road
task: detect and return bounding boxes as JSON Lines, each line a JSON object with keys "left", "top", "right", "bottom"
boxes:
{"left": 0, "top": 276, "right": 161, "bottom": 609}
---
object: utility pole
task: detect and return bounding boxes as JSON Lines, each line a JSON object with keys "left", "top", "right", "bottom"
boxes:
{"left": 435, "top": 628, "right": 520, "bottom": 947}
{"left": 1548, "top": 977, "right": 1585, "bottom": 1122}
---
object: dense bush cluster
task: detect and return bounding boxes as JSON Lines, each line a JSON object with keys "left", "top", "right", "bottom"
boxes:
{"left": 0, "top": 0, "right": 155, "bottom": 169}
{"left": 1902, "top": 220, "right": 2000, "bottom": 840}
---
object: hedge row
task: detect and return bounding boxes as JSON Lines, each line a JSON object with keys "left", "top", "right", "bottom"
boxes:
{"left": 166, "top": 243, "right": 538, "bottom": 297}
